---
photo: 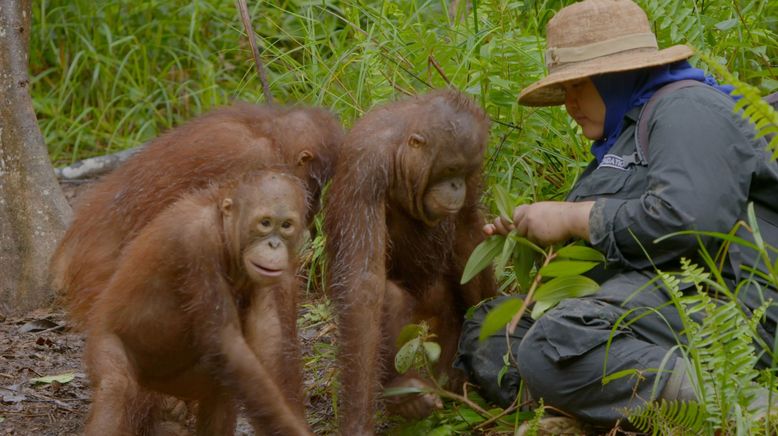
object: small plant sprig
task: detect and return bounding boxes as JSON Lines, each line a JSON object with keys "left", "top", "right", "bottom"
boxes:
{"left": 461, "top": 185, "right": 603, "bottom": 342}
{"left": 386, "top": 322, "right": 491, "bottom": 416}
{"left": 386, "top": 322, "right": 535, "bottom": 434}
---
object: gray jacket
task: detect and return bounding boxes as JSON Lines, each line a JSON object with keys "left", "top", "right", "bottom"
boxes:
{"left": 567, "top": 84, "right": 778, "bottom": 287}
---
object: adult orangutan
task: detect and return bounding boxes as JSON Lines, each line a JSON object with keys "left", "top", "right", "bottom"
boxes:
{"left": 324, "top": 89, "right": 496, "bottom": 433}
{"left": 83, "top": 171, "right": 312, "bottom": 436}
{"left": 50, "top": 101, "right": 343, "bottom": 328}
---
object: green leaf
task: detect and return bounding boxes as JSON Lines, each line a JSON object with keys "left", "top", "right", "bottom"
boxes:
{"left": 512, "top": 243, "right": 535, "bottom": 292}
{"left": 479, "top": 297, "right": 523, "bottom": 341}
{"left": 493, "top": 184, "right": 514, "bottom": 219}
{"left": 746, "top": 202, "right": 764, "bottom": 250}
{"left": 655, "top": 230, "right": 760, "bottom": 252}
{"left": 495, "top": 234, "right": 516, "bottom": 277}
{"left": 383, "top": 386, "right": 426, "bottom": 397}
{"left": 29, "top": 373, "right": 76, "bottom": 385}
{"left": 428, "top": 425, "right": 456, "bottom": 436}
{"left": 532, "top": 276, "right": 600, "bottom": 319}
{"left": 511, "top": 234, "right": 546, "bottom": 256}
{"left": 395, "top": 338, "right": 421, "bottom": 374}
{"left": 461, "top": 236, "right": 504, "bottom": 284}
{"left": 396, "top": 324, "right": 423, "bottom": 347}
{"left": 497, "top": 352, "right": 511, "bottom": 387}
{"left": 454, "top": 407, "right": 486, "bottom": 424}
{"left": 531, "top": 300, "right": 556, "bottom": 320}
{"left": 423, "top": 341, "right": 441, "bottom": 364}
{"left": 601, "top": 368, "right": 641, "bottom": 385}
{"left": 714, "top": 18, "right": 738, "bottom": 31}
{"left": 556, "top": 245, "right": 605, "bottom": 262}
{"left": 539, "top": 260, "right": 599, "bottom": 277}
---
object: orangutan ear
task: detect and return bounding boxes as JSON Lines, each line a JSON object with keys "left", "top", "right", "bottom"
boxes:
{"left": 221, "top": 198, "right": 233, "bottom": 217}
{"left": 407, "top": 133, "right": 426, "bottom": 148}
{"left": 297, "top": 150, "right": 313, "bottom": 166}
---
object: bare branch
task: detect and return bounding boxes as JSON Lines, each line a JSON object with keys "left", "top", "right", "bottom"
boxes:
{"left": 236, "top": 0, "right": 274, "bottom": 104}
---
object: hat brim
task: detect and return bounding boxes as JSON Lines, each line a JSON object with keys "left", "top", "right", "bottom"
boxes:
{"left": 518, "top": 45, "right": 694, "bottom": 107}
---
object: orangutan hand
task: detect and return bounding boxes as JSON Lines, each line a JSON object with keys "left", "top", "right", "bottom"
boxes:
{"left": 483, "top": 201, "right": 594, "bottom": 247}
{"left": 384, "top": 374, "right": 443, "bottom": 420}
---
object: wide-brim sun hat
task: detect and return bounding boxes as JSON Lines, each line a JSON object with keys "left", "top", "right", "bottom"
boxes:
{"left": 518, "top": 0, "right": 694, "bottom": 107}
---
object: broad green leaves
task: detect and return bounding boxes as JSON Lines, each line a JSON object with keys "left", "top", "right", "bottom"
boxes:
{"left": 492, "top": 184, "right": 515, "bottom": 219}
{"left": 478, "top": 297, "right": 523, "bottom": 341}
{"left": 462, "top": 234, "right": 604, "bottom": 340}
{"left": 461, "top": 233, "right": 544, "bottom": 287}
{"left": 556, "top": 245, "right": 606, "bottom": 262}
{"left": 538, "top": 260, "right": 599, "bottom": 277}
{"left": 395, "top": 337, "right": 441, "bottom": 374}
{"left": 461, "top": 236, "right": 504, "bottom": 284}
{"left": 531, "top": 276, "right": 599, "bottom": 319}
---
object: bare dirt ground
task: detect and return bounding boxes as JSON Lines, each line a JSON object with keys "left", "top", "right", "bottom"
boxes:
{"left": 0, "top": 309, "right": 86, "bottom": 435}
{"left": 0, "top": 180, "right": 340, "bottom": 435}
{"left": 0, "top": 306, "right": 339, "bottom": 436}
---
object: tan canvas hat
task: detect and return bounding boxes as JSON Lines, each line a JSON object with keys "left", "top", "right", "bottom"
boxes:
{"left": 518, "top": 0, "right": 694, "bottom": 107}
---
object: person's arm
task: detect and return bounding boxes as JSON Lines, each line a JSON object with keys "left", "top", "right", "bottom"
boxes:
{"left": 483, "top": 201, "right": 593, "bottom": 246}
{"left": 484, "top": 201, "right": 594, "bottom": 246}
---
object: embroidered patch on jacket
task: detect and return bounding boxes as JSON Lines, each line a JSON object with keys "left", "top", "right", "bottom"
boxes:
{"left": 598, "top": 154, "right": 628, "bottom": 170}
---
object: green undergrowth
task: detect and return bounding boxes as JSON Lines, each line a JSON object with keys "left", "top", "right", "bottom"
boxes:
{"left": 32, "top": 0, "right": 778, "bottom": 434}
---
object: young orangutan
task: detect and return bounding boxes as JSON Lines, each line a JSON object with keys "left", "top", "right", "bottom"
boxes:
{"left": 324, "top": 89, "right": 496, "bottom": 434}
{"left": 50, "top": 102, "right": 343, "bottom": 329}
{"left": 83, "top": 171, "right": 312, "bottom": 436}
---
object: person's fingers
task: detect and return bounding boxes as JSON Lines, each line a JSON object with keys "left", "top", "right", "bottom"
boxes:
{"left": 512, "top": 204, "right": 528, "bottom": 223}
{"left": 493, "top": 216, "right": 513, "bottom": 235}
{"left": 485, "top": 220, "right": 506, "bottom": 235}
{"left": 513, "top": 205, "right": 529, "bottom": 237}
{"left": 498, "top": 215, "right": 514, "bottom": 230}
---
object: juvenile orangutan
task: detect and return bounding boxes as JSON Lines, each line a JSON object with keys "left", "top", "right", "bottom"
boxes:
{"left": 83, "top": 171, "right": 312, "bottom": 436}
{"left": 324, "top": 89, "right": 496, "bottom": 433}
{"left": 50, "top": 102, "right": 343, "bottom": 328}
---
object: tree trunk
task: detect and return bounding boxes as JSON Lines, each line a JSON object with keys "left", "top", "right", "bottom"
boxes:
{"left": 0, "top": 0, "right": 71, "bottom": 316}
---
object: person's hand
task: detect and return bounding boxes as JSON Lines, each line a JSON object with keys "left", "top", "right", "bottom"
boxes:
{"left": 483, "top": 201, "right": 594, "bottom": 246}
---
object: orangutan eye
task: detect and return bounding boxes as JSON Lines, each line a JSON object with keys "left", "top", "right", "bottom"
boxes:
{"left": 260, "top": 219, "right": 272, "bottom": 228}
{"left": 281, "top": 221, "right": 292, "bottom": 229}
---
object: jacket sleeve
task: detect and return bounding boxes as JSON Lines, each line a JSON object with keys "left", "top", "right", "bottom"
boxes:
{"left": 588, "top": 87, "right": 758, "bottom": 269}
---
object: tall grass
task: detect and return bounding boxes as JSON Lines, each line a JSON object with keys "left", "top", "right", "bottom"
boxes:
{"left": 33, "top": 0, "right": 776, "bottom": 192}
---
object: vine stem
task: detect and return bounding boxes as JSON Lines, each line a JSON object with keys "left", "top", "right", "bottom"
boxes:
{"left": 507, "top": 247, "right": 555, "bottom": 335}
{"left": 503, "top": 246, "right": 555, "bottom": 371}
{"left": 437, "top": 388, "right": 491, "bottom": 416}
{"left": 474, "top": 399, "right": 520, "bottom": 430}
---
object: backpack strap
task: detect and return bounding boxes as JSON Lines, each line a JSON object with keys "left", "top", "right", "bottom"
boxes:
{"left": 634, "top": 80, "right": 707, "bottom": 165}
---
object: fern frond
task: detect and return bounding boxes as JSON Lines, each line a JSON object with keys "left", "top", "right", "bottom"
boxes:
{"left": 680, "top": 258, "right": 710, "bottom": 291}
{"left": 637, "top": 0, "right": 703, "bottom": 48}
{"left": 695, "top": 299, "right": 761, "bottom": 429}
{"left": 628, "top": 399, "right": 706, "bottom": 435}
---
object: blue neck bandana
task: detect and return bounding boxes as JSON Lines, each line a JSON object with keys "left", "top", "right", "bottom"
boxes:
{"left": 588, "top": 61, "right": 734, "bottom": 163}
